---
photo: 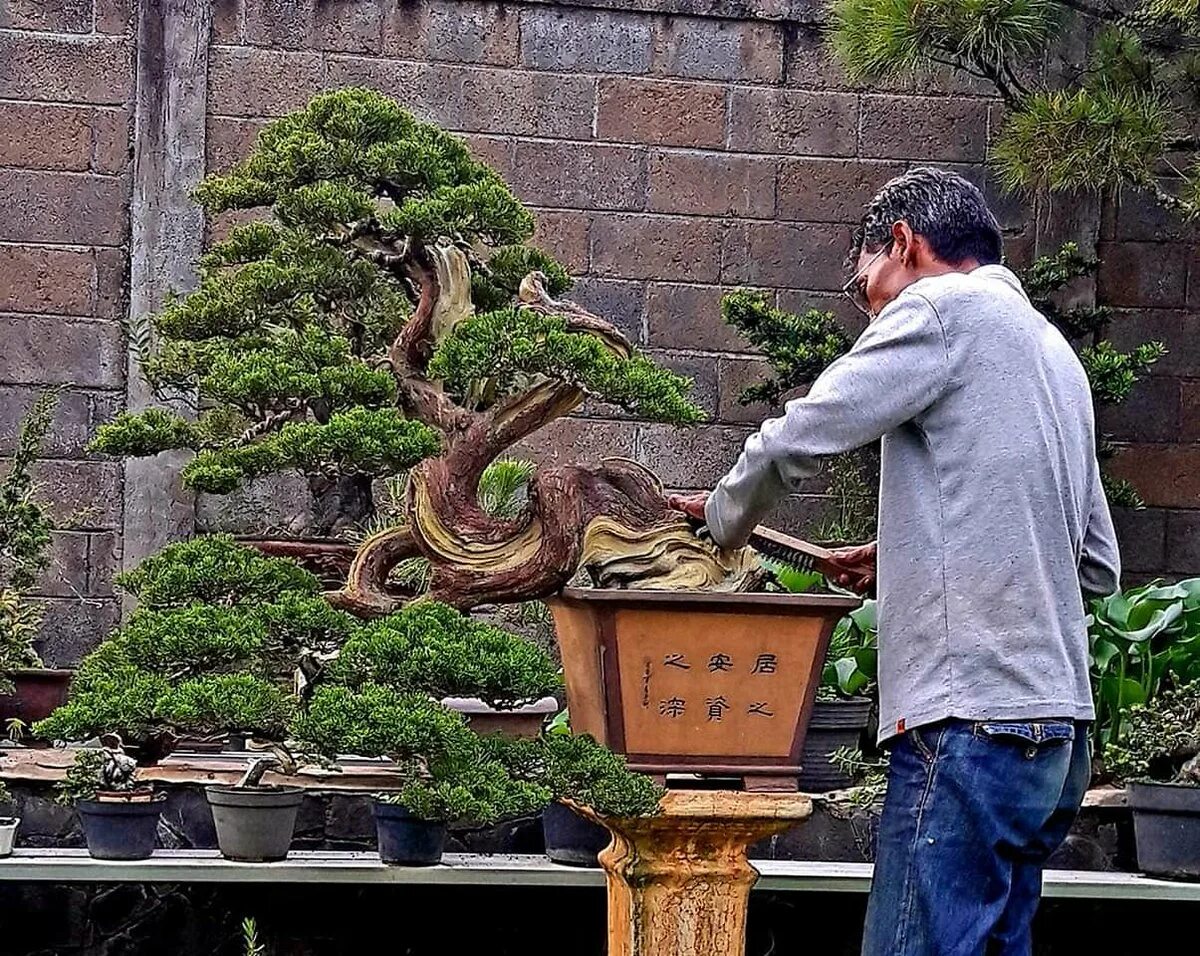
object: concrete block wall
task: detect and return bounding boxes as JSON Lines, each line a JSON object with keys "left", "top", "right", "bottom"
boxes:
{"left": 1, "top": 0, "right": 1196, "bottom": 661}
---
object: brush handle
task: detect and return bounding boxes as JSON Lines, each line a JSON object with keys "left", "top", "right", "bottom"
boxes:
{"left": 682, "top": 516, "right": 842, "bottom": 577}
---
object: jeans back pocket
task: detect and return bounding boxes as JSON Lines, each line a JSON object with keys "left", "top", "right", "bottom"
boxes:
{"left": 975, "top": 721, "right": 1074, "bottom": 752}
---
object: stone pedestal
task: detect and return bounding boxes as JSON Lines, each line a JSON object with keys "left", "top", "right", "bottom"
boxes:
{"left": 583, "top": 790, "right": 813, "bottom": 956}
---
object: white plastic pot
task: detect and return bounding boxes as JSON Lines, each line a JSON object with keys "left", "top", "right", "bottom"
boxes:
{"left": 0, "top": 817, "right": 19, "bottom": 857}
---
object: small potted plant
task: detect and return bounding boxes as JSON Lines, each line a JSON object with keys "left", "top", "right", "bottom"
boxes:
{"left": 1106, "top": 680, "right": 1200, "bottom": 880}
{"left": 206, "top": 752, "right": 305, "bottom": 863}
{"left": 540, "top": 709, "right": 610, "bottom": 867}
{"left": 0, "top": 780, "right": 18, "bottom": 857}
{"left": 56, "top": 736, "right": 163, "bottom": 860}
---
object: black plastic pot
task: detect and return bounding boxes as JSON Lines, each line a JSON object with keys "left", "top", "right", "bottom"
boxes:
{"left": 797, "top": 697, "right": 873, "bottom": 793}
{"left": 543, "top": 801, "right": 609, "bottom": 867}
{"left": 206, "top": 785, "right": 303, "bottom": 862}
{"left": 77, "top": 796, "right": 165, "bottom": 860}
{"left": 1129, "top": 781, "right": 1200, "bottom": 880}
{"left": 374, "top": 802, "right": 447, "bottom": 866}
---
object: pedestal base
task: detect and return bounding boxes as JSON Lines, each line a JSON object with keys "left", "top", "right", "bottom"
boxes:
{"left": 581, "top": 790, "right": 813, "bottom": 956}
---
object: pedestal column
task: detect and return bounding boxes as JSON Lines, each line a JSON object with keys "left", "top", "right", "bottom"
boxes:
{"left": 581, "top": 790, "right": 813, "bottom": 956}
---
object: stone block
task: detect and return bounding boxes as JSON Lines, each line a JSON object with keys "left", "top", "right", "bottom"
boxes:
{"left": 208, "top": 47, "right": 327, "bottom": 117}
{"left": 0, "top": 386, "right": 99, "bottom": 457}
{"left": 636, "top": 422, "right": 752, "bottom": 488}
{"left": 1106, "top": 443, "right": 1200, "bottom": 510}
{"left": 88, "top": 531, "right": 120, "bottom": 596}
{"left": 645, "top": 282, "right": 750, "bottom": 352}
{"left": 1096, "top": 376, "right": 1180, "bottom": 444}
{"left": 0, "top": 34, "right": 132, "bottom": 105}
{"left": 33, "top": 532, "right": 89, "bottom": 599}
{"left": 1112, "top": 506, "right": 1166, "bottom": 574}
{"left": 34, "top": 597, "right": 120, "bottom": 666}
{"left": 312, "top": 0, "right": 384, "bottom": 54}
{"left": 531, "top": 209, "right": 591, "bottom": 273}
{"left": 0, "top": 103, "right": 91, "bottom": 172}
{"left": 0, "top": 169, "right": 128, "bottom": 245}
{"left": 1182, "top": 381, "right": 1200, "bottom": 442}
{"left": 718, "top": 357, "right": 782, "bottom": 424}
{"left": 385, "top": 1, "right": 519, "bottom": 66}
{"left": 1104, "top": 311, "right": 1200, "bottom": 377}
{"left": 596, "top": 77, "right": 727, "bottom": 149}
{"left": 206, "top": 116, "right": 268, "bottom": 172}
{"left": 591, "top": 213, "right": 722, "bottom": 281}
{"left": 212, "top": 0, "right": 242, "bottom": 41}
{"left": 860, "top": 95, "right": 988, "bottom": 162}
{"left": 244, "top": 0, "right": 315, "bottom": 49}
{"left": 777, "top": 159, "right": 905, "bottom": 223}
{"left": 0, "top": 0, "right": 91, "bottom": 32}
{"left": 728, "top": 88, "right": 858, "bottom": 157}
{"left": 512, "top": 417, "right": 638, "bottom": 468}
{"left": 195, "top": 472, "right": 317, "bottom": 536}
{"left": 92, "top": 247, "right": 127, "bottom": 320}
{"left": 0, "top": 315, "right": 124, "bottom": 387}
{"left": 651, "top": 16, "right": 783, "bottom": 84}
{"left": 722, "top": 221, "right": 853, "bottom": 290}
{"left": 519, "top": 5, "right": 652, "bottom": 74}
{"left": 568, "top": 277, "right": 646, "bottom": 344}
{"left": 95, "top": 0, "right": 134, "bottom": 34}
{"left": 1166, "top": 510, "right": 1200, "bottom": 576}
{"left": 647, "top": 150, "right": 776, "bottom": 218}
{"left": 1190, "top": 243, "right": 1200, "bottom": 308}
{"left": 462, "top": 134, "right": 513, "bottom": 179}
{"left": 1114, "top": 186, "right": 1197, "bottom": 243}
{"left": 30, "top": 460, "right": 123, "bottom": 529}
{"left": 1096, "top": 242, "right": 1189, "bottom": 309}
{"left": 0, "top": 246, "right": 96, "bottom": 315}
{"left": 510, "top": 141, "right": 647, "bottom": 211}
{"left": 776, "top": 288, "right": 867, "bottom": 339}
{"left": 91, "top": 108, "right": 130, "bottom": 175}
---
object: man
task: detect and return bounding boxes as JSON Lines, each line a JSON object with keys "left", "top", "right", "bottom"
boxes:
{"left": 670, "top": 167, "right": 1120, "bottom": 955}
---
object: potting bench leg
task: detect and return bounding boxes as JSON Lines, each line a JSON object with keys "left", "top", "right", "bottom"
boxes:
{"left": 589, "top": 790, "right": 812, "bottom": 956}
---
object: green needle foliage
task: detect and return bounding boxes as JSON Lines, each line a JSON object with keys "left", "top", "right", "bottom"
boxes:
{"left": 93, "top": 87, "right": 700, "bottom": 532}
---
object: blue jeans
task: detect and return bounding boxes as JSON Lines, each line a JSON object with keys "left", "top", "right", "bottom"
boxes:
{"left": 862, "top": 719, "right": 1090, "bottom": 956}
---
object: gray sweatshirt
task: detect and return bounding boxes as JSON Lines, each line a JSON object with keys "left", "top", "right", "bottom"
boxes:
{"left": 706, "top": 265, "right": 1120, "bottom": 742}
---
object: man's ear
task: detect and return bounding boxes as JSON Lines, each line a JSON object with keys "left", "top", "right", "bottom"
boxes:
{"left": 891, "top": 220, "right": 916, "bottom": 266}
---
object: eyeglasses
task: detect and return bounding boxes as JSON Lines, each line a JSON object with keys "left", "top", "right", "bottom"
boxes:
{"left": 841, "top": 241, "right": 893, "bottom": 319}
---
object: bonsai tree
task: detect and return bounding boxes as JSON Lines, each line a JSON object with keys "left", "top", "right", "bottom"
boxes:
{"left": 0, "top": 390, "right": 58, "bottom": 691}
{"left": 55, "top": 737, "right": 147, "bottom": 805}
{"left": 1106, "top": 679, "right": 1200, "bottom": 786}
{"left": 826, "top": 0, "right": 1184, "bottom": 506}
{"left": 96, "top": 87, "right": 754, "bottom": 612}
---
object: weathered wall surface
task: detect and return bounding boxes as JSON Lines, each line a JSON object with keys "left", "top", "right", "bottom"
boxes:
{"left": 0, "top": 0, "right": 1196, "bottom": 663}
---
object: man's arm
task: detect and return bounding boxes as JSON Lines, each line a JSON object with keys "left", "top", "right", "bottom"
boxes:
{"left": 705, "top": 291, "right": 954, "bottom": 549}
{"left": 1079, "top": 459, "right": 1121, "bottom": 597}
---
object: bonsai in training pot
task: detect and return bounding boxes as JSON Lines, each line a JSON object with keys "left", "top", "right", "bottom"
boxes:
{"left": 1106, "top": 680, "right": 1200, "bottom": 880}
{"left": 55, "top": 736, "right": 163, "bottom": 861}
{"left": 0, "top": 392, "right": 73, "bottom": 732}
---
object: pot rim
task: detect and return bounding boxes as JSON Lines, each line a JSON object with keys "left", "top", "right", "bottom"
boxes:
{"left": 206, "top": 784, "right": 304, "bottom": 796}
{"left": 555, "top": 587, "right": 860, "bottom": 610}
{"left": 0, "top": 817, "right": 18, "bottom": 827}
{"left": 2, "top": 667, "right": 74, "bottom": 678}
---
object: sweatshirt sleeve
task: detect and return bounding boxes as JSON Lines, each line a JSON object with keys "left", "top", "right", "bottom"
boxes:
{"left": 705, "top": 291, "right": 953, "bottom": 549}
{"left": 1078, "top": 459, "right": 1121, "bottom": 597}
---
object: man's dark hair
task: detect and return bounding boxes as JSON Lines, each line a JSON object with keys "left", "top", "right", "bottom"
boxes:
{"left": 850, "top": 167, "right": 1003, "bottom": 266}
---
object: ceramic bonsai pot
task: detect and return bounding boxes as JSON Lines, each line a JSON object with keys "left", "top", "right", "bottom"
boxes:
{"left": 543, "top": 800, "right": 609, "bottom": 867}
{"left": 0, "top": 668, "right": 73, "bottom": 726}
{"left": 77, "top": 795, "right": 165, "bottom": 860}
{"left": 797, "top": 697, "right": 874, "bottom": 793}
{"left": 442, "top": 696, "right": 559, "bottom": 738}
{"left": 548, "top": 589, "right": 860, "bottom": 790}
{"left": 0, "top": 817, "right": 18, "bottom": 857}
{"left": 206, "top": 785, "right": 303, "bottom": 862}
{"left": 1129, "top": 782, "right": 1200, "bottom": 880}
{"left": 374, "top": 802, "right": 447, "bottom": 866}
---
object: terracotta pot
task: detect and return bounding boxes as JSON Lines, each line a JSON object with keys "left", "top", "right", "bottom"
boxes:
{"left": 548, "top": 588, "right": 859, "bottom": 789}
{"left": 0, "top": 668, "right": 73, "bottom": 727}
{"left": 442, "top": 696, "right": 559, "bottom": 738}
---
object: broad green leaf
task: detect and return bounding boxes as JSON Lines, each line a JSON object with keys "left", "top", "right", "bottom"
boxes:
{"left": 834, "top": 657, "right": 860, "bottom": 694}
{"left": 1091, "top": 638, "right": 1120, "bottom": 674}
{"left": 849, "top": 600, "right": 877, "bottom": 633}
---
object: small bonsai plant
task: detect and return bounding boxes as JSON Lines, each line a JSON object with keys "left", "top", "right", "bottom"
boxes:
{"left": 55, "top": 736, "right": 163, "bottom": 861}
{"left": 0, "top": 779, "right": 17, "bottom": 857}
{"left": 1105, "top": 680, "right": 1200, "bottom": 879}
{"left": 0, "top": 391, "right": 58, "bottom": 697}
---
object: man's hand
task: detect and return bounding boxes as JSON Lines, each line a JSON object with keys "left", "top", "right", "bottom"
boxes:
{"left": 827, "top": 541, "right": 877, "bottom": 595}
{"left": 667, "top": 491, "right": 709, "bottom": 521}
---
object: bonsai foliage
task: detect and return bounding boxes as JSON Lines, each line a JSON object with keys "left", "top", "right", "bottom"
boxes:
{"left": 95, "top": 87, "right": 748, "bottom": 611}
{"left": 1106, "top": 679, "right": 1200, "bottom": 785}
{"left": 54, "top": 741, "right": 144, "bottom": 805}
{"left": 33, "top": 536, "right": 340, "bottom": 745}
{"left": 0, "top": 390, "right": 58, "bottom": 690}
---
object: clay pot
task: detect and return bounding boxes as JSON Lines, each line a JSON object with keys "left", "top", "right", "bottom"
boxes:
{"left": 206, "top": 785, "right": 303, "bottom": 862}
{"left": 1129, "top": 782, "right": 1200, "bottom": 880}
{"left": 548, "top": 588, "right": 859, "bottom": 789}
{"left": 442, "top": 696, "right": 559, "bottom": 738}
{"left": 0, "top": 668, "right": 73, "bottom": 727}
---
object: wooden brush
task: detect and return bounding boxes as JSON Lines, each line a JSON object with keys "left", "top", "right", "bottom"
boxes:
{"left": 687, "top": 518, "right": 840, "bottom": 577}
